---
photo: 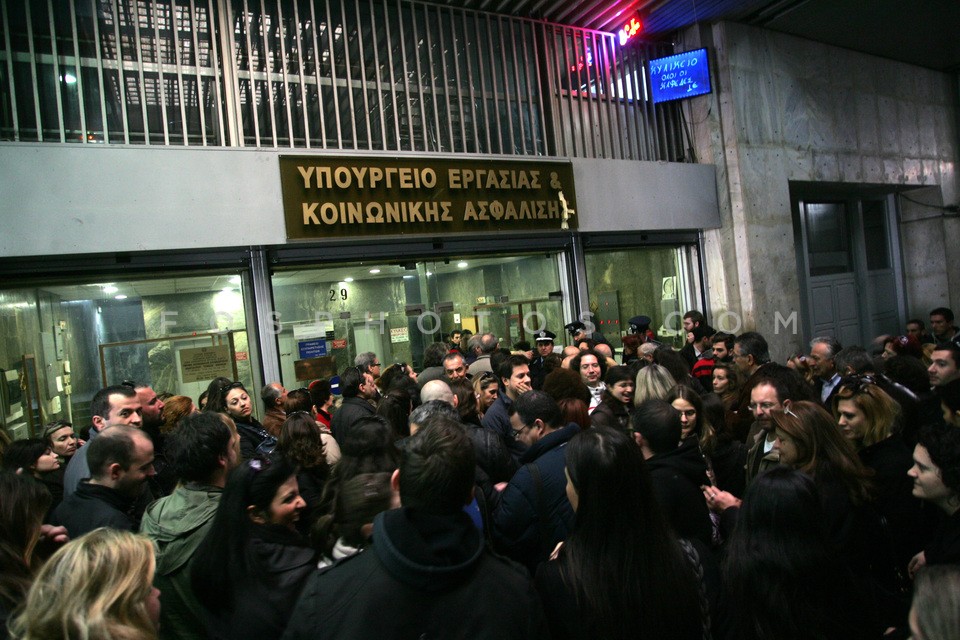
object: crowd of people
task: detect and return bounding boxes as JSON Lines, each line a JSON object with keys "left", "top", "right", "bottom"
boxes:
{"left": 2, "top": 306, "right": 960, "bottom": 639}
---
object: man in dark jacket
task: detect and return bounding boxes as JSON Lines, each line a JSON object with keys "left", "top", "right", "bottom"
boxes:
{"left": 63, "top": 384, "right": 143, "bottom": 496}
{"left": 492, "top": 390, "right": 579, "bottom": 572}
{"left": 140, "top": 412, "right": 240, "bottom": 640}
{"left": 330, "top": 366, "right": 378, "bottom": 441}
{"left": 282, "top": 418, "right": 548, "bottom": 640}
{"left": 632, "top": 399, "right": 713, "bottom": 548}
{"left": 482, "top": 354, "right": 532, "bottom": 464}
{"left": 51, "top": 425, "right": 155, "bottom": 536}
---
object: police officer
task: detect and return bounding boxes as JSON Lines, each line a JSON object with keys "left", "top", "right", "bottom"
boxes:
{"left": 564, "top": 320, "right": 610, "bottom": 347}
{"left": 529, "top": 330, "right": 556, "bottom": 390}
{"left": 628, "top": 315, "right": 664, "bottom": 348}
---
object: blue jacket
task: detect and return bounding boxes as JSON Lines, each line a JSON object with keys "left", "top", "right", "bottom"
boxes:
{"left": 492, "top": 422, "right": 580, "bottom": 571}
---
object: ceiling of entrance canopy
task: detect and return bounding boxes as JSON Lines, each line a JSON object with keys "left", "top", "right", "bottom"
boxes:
{"left": 430, "top": 0, "right": 959, "bottom": 71}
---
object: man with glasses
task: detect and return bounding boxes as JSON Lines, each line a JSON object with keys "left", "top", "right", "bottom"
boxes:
{"left": 355, "top": 352, "right": 383, "bottom": 401}
{"left": 492, "top": 390, "right": 578, "bottom": 572}
{"left": 743, "top": 367, "right": 805, "bottom": 486}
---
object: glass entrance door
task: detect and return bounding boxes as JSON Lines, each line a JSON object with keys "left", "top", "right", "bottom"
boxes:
{"left": 270, "top": 252, "right": 565, "bottom": 386}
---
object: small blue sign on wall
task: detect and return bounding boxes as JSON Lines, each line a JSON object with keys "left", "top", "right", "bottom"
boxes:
{"left": 298, "top": 338, "right": 328, "bottom": 359}
{"left": 648, "top": 48, "right": 711, "bottom": 104}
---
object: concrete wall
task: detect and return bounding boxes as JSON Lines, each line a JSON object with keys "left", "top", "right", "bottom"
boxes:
{"left": 684, "top": 21, "right": 960, "bottom": 359}
{"left": 0, "top": 145, "right": 720, "bottom": 259}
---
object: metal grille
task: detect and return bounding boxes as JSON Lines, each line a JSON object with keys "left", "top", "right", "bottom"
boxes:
{"left": 0, "top": 0, "right": 226, "bottom": 144}
{"left": 0, "top": 0, "right": 683, "bottom": 160}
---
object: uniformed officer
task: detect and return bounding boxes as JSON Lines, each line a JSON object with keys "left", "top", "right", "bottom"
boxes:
{"left": 564, "top": 320, "right": 610, "bottom": 347}
{"left": 529, "top": 329, "right": 556, "bottom": 390}
{"left": 628, "top": 314, "right": 663, "bottom": 348}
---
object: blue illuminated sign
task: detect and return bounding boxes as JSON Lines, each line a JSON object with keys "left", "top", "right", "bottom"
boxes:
{"left": 648, "top": 48, "right": 711, "bottom": 104}
{"left": 298, "top": 338, "right": 328, "bottom": 359}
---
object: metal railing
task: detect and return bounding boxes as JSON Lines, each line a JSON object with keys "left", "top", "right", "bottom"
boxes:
{"left": 0, "top": 0, "right": 683, "bottom": 160}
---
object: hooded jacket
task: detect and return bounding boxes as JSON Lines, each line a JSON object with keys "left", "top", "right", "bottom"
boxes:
{"left": 282, "top": 508, "right": 548, "bottom": 640}
{"left": 140, "top": 483, "right": 222, "bottom": 640}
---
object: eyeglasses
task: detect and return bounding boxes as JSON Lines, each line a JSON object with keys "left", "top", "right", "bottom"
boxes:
{"left": 784, "top": 407, "right": 798, "bottom": 418}
{"left": 393, "top": 362, "right": 407, "bottom": 370}
{"left": 748, "top": 402, "right": 780, "bottom": 412}
{"left": 372, "top": 361, "right": 382, "bottom": 367}
{"left": 478, "top": 371, "right": 497, "bottom": 382}
{"left": 511, "top": 424, "right": 529, "bottom": 440}
{"left": 120, "top": 380, "right": 137, "bottom": 389}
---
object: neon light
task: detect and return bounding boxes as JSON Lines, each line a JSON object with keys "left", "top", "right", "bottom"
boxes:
{"left": 619, "top": 17, "right": 642, "bottom": 45}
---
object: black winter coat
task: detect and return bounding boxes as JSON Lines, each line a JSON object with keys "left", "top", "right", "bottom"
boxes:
{"left": 202, "top": 525, "right": 316, "bottom": 640}
{"left": 330, "top": 396, "right": 377, "bottom": 442}
{"left": 645, "top": 442, "right": 713, "bottom": 548}
{"left": 234, "top": 416, "right": 273, "bottom": 461}
{"left": 49, "top": 481, "right": 137, "bottom": 537}
{"left": 589, "top": 398, "right": 630, "bottom": 432}
{"left": 925, "top": 508, "right": 960, "bottom": 566}
{"left": 282, "top": 508, "right": 549, "bottom": 640}
{"left": 858, "top": 435, "right": 928, "bottom": 567}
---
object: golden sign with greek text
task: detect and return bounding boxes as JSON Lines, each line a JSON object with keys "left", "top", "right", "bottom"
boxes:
{"left": 280, "top": 156, "right": 578, "bottom": 239}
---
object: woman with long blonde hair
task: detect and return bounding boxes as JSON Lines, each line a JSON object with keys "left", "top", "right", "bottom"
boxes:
{"left": 9, "top": 528, "right": 160, "bottom": 640}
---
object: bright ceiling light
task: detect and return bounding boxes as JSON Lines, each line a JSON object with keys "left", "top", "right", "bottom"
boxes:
{"left": 457, "top": 261, "right": 468, "bottom": 268}
{"left": 369, "top": 269, "right": 381, "bottom": 274}
{"left": 114, "top": 294, "right": 127, "bottom": 300}
{"left": 344, "top": 277, "right": 354, "bottom": 283}
{"left": 229, "top": 276, "right": 241, "bottom": 284}
{"left": 103, "top": 285, "right": 118, "bottom": 294}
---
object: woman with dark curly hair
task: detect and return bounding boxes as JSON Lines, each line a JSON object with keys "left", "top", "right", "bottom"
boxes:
{"left": 277, "top": 411, "right": 330, "bottom": 536}
{"left": 908, "top": 425, "right": 960, "bottom": 576}
{"left": 206, "top": 380, "right": 273, "bottom": 460}
{"left": 589, "top": 366, "right": 633, "bottom": 433}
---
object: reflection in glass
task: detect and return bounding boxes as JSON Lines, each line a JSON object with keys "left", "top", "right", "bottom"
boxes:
{"left": 0, "top": 273, "right": 253, "bottom": 439}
